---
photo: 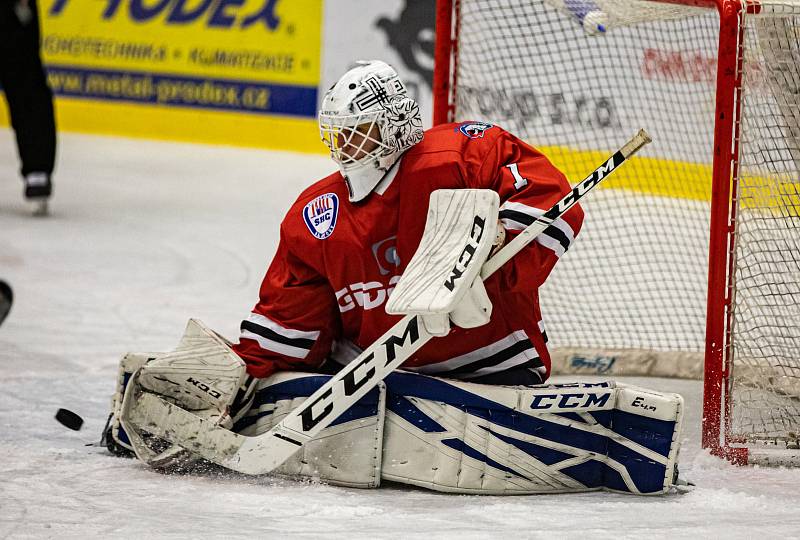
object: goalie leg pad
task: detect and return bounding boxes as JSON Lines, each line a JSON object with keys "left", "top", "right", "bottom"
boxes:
{"left": 235, "top": 371, "right": 681, "bottom": 495}
{"left": 380, "top": 372, "right": 683, "bottom": 495}
{"left": 234, "top": 372, "right": 385, "bottom": 489}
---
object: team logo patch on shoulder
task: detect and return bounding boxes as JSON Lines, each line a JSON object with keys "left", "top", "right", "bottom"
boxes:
{"left": 303, "top": 193, "right": 339, "bottom": 240}
{"left": 458, "top": 121, "right": 494, "bottom": 139}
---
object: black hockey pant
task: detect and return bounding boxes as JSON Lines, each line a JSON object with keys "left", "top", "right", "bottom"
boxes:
{"left": 0, "top": 0, "right": 56, "bottom": 178}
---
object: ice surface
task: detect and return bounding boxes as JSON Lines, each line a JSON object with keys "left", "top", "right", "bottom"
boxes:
{"left": 2, "top": 130, "right": 800, "bottom": 539}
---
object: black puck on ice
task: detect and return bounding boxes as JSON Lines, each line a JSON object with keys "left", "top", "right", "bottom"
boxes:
{"left": 55, "top": 408, "right": 84, "bottom": 431}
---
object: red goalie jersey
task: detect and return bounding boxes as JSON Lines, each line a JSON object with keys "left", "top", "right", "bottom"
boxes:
{"left": 234, "top": 122, "right": 584, "bottom": 383}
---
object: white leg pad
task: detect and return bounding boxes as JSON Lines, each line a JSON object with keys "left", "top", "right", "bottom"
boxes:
{"left": 380, "top": 373, "right": 683, "bottom": 495}
{"left": 234, "top": 372, "right": 682, "bottom": 495}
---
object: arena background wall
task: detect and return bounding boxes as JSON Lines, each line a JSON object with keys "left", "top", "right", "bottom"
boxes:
{"left": 1, "top": 0, "right": 720, "bottom": 206}
{"left": 0, "top": 0, "right": 435, "bottom": 154}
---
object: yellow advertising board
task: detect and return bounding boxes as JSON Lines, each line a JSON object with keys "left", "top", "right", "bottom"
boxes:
{"left": 1, "top": 0, "right": 324, "bottom": 152}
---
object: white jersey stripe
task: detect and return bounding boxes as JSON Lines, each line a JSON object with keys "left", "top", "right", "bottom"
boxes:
{"left": 246, "top": 312, "right": 321, "bottom": 341}
{"left": 407, "top": 330, "right": 538, "bottom": 376}
{"left": 448, "top": 351, "right": 538, "bottom": 380}
{"left": 499, "top": 201, "right": 576, "bottom": 240}
{"left": 240, "top": 329, "right": 311, "bottom": 359}
{"left": 499, "top": 201, "right": 576, "bottom": 258}
{"left": 533, "top": 234, "right": 568, "bottom": 258}
{"left": 410, "top": 330, "right": 527, "bottom": 373}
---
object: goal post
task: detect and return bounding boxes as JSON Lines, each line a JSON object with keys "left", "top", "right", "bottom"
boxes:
{"left": 432, "top": 0, "right": 800, "bottom": 465}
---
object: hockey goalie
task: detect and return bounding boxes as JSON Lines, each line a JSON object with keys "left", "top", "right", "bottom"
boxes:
{"left": 103, "top": 61, "right": 684, "bottom": 495}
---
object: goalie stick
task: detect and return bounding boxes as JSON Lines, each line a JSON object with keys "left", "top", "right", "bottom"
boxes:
{"left": 127, "top": 129, "right": 653, "bottom": 475}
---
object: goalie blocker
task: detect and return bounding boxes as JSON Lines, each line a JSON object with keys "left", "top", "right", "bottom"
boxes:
{"left": 107, "top": 319, "right": 684, "bottom": 495}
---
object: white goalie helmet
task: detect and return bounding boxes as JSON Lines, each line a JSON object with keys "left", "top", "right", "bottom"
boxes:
{"left": 319, "top": 60, "right": 424, "bottom": 202}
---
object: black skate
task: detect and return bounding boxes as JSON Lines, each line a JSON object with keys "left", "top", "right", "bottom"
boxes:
{"left": 24, "top": 172, "right": 52, "bottom": 216}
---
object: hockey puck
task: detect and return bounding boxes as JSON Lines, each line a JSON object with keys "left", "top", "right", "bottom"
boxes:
{"left": 55, "top": 408, "right": 84, "bottom": 431}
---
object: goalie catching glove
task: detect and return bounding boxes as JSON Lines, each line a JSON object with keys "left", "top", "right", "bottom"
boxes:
{"left": 116, "top": 319, "right": 256, "bottom": 470}
{"left": 386, "top": 189, "right": 500, "bottom": 336}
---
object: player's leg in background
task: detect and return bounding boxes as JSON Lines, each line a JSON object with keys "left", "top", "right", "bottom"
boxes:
{"left": 0, "top": 0, "right": 56, "bottom": 213}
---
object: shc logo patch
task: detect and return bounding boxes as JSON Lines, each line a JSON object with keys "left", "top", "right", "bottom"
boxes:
{"left": 303, "top": 193, "right": 339, "bottom": 239}
{"left": 458, "top": 121, "right": 494, "bottom": 139}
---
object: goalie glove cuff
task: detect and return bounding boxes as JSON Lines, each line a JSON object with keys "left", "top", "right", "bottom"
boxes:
{"left": 449, "top": 275, "right": 492, "bottom": 329}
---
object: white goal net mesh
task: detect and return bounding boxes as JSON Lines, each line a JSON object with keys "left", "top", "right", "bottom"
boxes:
{"left": 449, "top": 0, "right": 800, "bottom": 447}
{"left": 729, "top": 8, "right": 800, "bottom": 446}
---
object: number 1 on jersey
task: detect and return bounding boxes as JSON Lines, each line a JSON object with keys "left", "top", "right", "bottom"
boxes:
{"left": 506, "top": 163, "right": 528, "bottom": 190}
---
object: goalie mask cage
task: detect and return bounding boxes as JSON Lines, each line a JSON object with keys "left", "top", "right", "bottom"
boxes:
{"left": 433, "top": 0, "right": 800, "bottom": 465}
